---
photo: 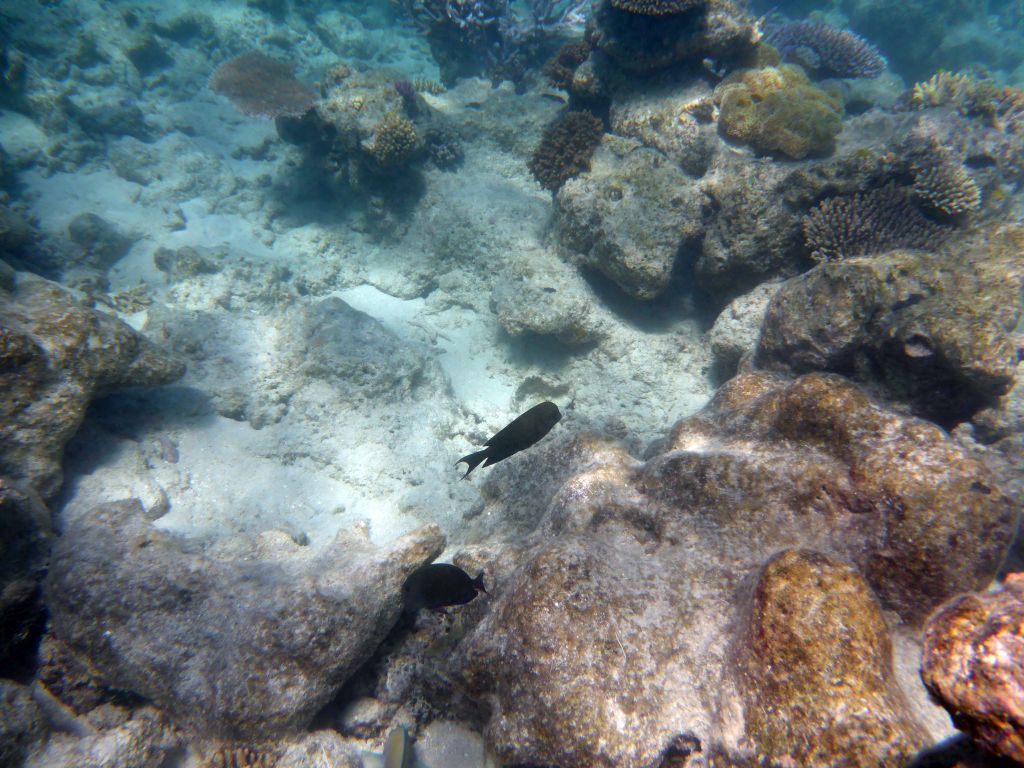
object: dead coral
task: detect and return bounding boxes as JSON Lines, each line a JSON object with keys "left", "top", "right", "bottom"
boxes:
{"left": 209, "top": 52, "right": 316, "bottom": 119}
{"left": 528, "top": 111, "right": 604, "bottom": 191}
{"left": 912, "top": 152, "right": 981, "bottom": 216}
{"left": 803, "top": 183, "right": 951, "bottom": 262}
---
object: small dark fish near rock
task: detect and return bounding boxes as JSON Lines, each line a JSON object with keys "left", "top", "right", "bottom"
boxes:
{"left": 402, "top": 563, "right": 488, "bottom": 613}
{"left": 457, "top": 401, "right": 562, "bottom": 478}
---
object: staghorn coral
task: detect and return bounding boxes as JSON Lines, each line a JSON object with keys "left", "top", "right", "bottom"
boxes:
{"left": 766, "top": 20, "right": 885, "bottom": 78}
{"left": 366, "top": 111, "right": 419, "bottom": 167}
{"left": 528, "top": 110, "right": 604, "bottom": 191}
{"left": 803, "top": 183, "right": 951, "bottom": 262}
{"left": 610, "top": 0, "right": 703, "bottom": 14}
{"left": 715, "top": 64, "right": 843, "bottom": 159}
{"left": 209, "top": 52, "right": 315, "bottom": 119}
{"left": 912, "top": 152, "right": 981, "bottom": 216}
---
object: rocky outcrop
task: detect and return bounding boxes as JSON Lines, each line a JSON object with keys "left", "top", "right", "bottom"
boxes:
{"left": 46, "top": 499, "right": 446, "bottom": 738}
{"left": 0, "top": 482, "right": 50, "bottom": 664}
{"left": 556, "top": 135, "right": 705, "bottom": 300}
{"left": 456, "top": 372, "right": 1019, "bottom": 767}
{"left": 756, "top": 227, "right": 1024, "bottom": 425}
{"left": 0, "top": 267, "right": 185, "bottom": 498}
{"left": 921, "top": 573, "right": 1024, "bottom": 764}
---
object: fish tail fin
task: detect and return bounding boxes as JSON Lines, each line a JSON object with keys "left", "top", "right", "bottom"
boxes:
{"left": 456, "top": 449, "right": 488, "bottom": 479}
{"left": 473, "top": 572, "right": 489, "bottom": 594}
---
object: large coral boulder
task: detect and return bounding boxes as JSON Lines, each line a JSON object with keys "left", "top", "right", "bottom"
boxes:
{"left": 556, "top": 135, "right": 705, "bottom": 299}
{"left": 0, "top": 266, "right": 185, "bottom": 498}
{"left": 756, "top": 227, "right": 1024, "bottom": 424}
{"left": 721, "top": 549, "right": 928, "bottom": 766}
{"left": 46, "top": 500, "right": 446, "bottom": 738}
{"left": 457, "top": 372, "right": 1017, "bottom": 767}
{"left": 921, "top": 574, "right": 1024, "bottom": 764}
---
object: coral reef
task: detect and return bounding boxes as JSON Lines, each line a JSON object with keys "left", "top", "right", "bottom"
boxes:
{"left": 46, "top": 499, "right": 445, "bottom": 738}
{"left": 456, "top": 372, "right": 1018, "bottom": 767}
{"left": 803, "top": 183, "right": 951, "bottom": 262}
{"left": 424, "top": 125, "right": 464, "bottom": 170}
{"left": 528, "top": 110, "right": 604, "bottom": 191}
{"left": 0, "top": 267, "right": 184, "bottom": 498}
{"left": 209, "top": 53, "right": 315, "bottom": 119}
{"left": 543, "top": 40, "right": 591, "bottom": 90}
{"left": 912, "top": 152, "right": 981, "bottom": 216}
{"left": 591, "top": 0, "right": 758, "bottom": 74}
{"left": 921, "top": 574, "right": 1024, "bottom": 764}
{"left": 758, "top": 226, "right": 1024, "bottom": 424}
{"left": 555, "top": 135, "right": 705, "bottom": 299}
{"left": 715, "top": 64, "right": 844, "bottom": 159}
{"left": 766, "top": 20, "right": 885, "bottom": 78}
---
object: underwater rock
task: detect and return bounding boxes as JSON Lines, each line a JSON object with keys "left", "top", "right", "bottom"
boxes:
{"left": 720, "top": 549, "right": 928, "bottom": 766}
{"left": 714, "top": 63, "right": 844, "bottom": 159}
{"left": 698, "top": 153, "right": 802, "bottom": 301}
{"left": 609, "top": 82, "right": 717, "bottom": 177}
{"left": 0, "top": 481, "right": 50, "bottom": 665}
{"left": 0, "top": 270, "right": 184, "bottom": 499}
{"left": 591, "top": 0, "right": 758, "bottom": 74}
{"left": 708, "top": 279, "right": 782, "bottom": 379}
{"left": 272, "top": 730, "right": 363, "bottom": 768}
{"left": 67, "top": 212, "right": 137, "bottom": 271}
{"left": 555, "top": 135, "right": 705, "bottom": 300}
{"left": 0, "top": 680, "right": 47, "bottom": 768}
{"left": 152, "top": 245, "right": 221, "bottom": 279}
{"left": 300, "top": 297, "right": 446, "bottom": 401}
{"left": 28, "top": 704, "right": 182, "bottom": 768}
{"left": 756, "top": 227, "right": 1024, "bottom": 424}
{"left": 458, "top": 372, "right": 1016, "bottom": 766}
{"left": 490, "top": 251, "right": 600, "bottom": 345}
{"left": 921, "top": 573, "right": 1024, "bottom": 764}
{"left": 46, "top": 499, "right": 446, "bottom": 738}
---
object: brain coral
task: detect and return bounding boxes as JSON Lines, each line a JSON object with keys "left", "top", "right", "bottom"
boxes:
{"left": 803, "top": 183, "right": 951, "bottom": 262}
{"left": 767, "top": 21, "right": 885, "bottom": 78}
{"left": 528, "top": 111, "right": 604, "bottom": 191}
{"left": 610, "top": 0, "right": 703, "bottom": 14}
{"left": 913, "top": 153, "right": 981, "bottom": 216}
{"left": 715, "top": 64, "right": 843, "bottom": 159}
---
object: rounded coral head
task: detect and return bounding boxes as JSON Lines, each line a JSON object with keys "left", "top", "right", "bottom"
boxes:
{"left": 610, "top": 0, "right": 703, "bottom": 15}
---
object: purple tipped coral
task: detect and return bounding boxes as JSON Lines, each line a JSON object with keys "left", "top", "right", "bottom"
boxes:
{"left": 767, "top": 21, "right": 885, "bottom": 79}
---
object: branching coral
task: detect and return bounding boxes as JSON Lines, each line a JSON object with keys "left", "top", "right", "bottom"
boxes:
{"left": 803, "top": 183, "right": 952, "bottom": 263}
{"left": 209, "top": 53, "right": 315, "bottom": 119}
{"left": 910, "top": 70, "right": 1024, "bottom": 133}
{"left": 766, "top": 21, "right": 885, "bottom": 78}
{"left": 715, "top": 64, "right": 843, "bottom": 159}
{"left": 367, "top": 112, "right": 419, "bottom": 167}
{"left": 544, "top": 40, "right": 591, "bottom": 90}
{"left": 610, "top": 0, "right": 703, "bottom": 15}
{"left": 528, "top": 111, "right": 604, "bottom": 191}
{"left": 912, "top": 152, "right": 981, "bottom": 216}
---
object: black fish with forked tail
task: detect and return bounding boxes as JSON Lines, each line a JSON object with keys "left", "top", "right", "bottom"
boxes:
{"left": 456, "top": 401, "right": 562, "bottom": 478}
{"left": 402, "top": 563, "right": 488, "bottom": 613}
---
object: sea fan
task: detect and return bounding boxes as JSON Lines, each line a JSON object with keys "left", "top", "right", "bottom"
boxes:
{"left": 803, "top": 183, "right": 951, "bottom": 263}
{"left": 767, "top": 21, "right": 885, "bottom": 78}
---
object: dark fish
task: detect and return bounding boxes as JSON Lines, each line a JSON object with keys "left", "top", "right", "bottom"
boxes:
{"left": 402, "top": 563, "right": 487, "bottom": 613}
{"left": 541, "top": 92, "right": 568, "bottom": 104}
{"left": 457, "top": 401, "right": 562, "bottom": 478}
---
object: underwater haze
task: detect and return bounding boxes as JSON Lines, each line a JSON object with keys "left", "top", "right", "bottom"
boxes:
{"left": 1, "top": 0, "right": 1023, "bottom": 766}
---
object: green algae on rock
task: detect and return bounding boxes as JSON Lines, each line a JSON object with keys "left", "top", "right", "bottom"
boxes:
{"left": 715, "top": 63, "right": 844, "bottom": 159}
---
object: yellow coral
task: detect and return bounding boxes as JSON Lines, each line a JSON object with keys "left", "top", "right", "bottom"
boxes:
{"left": 367, "top": 111, "right": 419, "bottom": 167}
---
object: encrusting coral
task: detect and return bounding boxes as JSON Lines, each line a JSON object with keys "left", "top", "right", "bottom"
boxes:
{"left": 766, "top": 20, "right": 885, "bottom": 78}
{"left": 802, "top": 183, "right": 951, "bottom": 262}
{"left": 209, "top": 52, "right": 316, "bottom": 119}
{"left": 528, "top": 110, "right": 604, "bottom": 191}
{"left": 715, "top": 63, "right": 843, "bottom": 159}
